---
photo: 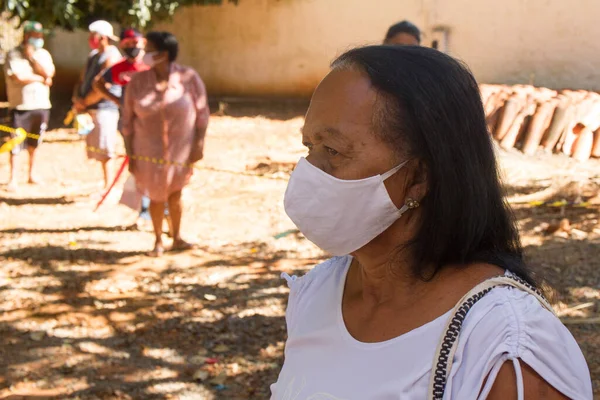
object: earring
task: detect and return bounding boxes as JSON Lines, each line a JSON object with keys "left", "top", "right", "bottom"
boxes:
{"left": 405, "top": 198, "right": 420, "bottom": 209}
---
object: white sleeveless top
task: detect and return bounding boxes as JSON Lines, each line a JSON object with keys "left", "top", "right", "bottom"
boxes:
{"left": 270, "top": 256, "right": 592, "bottom": 400}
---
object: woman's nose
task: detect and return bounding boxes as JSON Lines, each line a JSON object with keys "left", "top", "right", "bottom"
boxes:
{"left": 305, "top": 154, "right": 325, "bottom": 171}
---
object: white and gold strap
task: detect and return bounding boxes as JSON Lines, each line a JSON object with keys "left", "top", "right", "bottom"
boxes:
{"left": 427, "top": 274, "right": 554, "bottom": 400}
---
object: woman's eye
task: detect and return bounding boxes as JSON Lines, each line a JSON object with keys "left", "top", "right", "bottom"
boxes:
{"left": 326, "top": 147, "right": 339, "bottom": 156}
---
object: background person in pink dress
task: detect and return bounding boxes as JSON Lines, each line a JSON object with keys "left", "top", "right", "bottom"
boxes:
{"left": 122, "top": 31, "right": 209, "bottom": 256}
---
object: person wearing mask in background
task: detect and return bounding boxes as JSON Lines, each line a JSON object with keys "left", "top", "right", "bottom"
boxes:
{"left": 93, "top": 28, "right": 163, "bottom": 225}
{"left": 72, "top": 20, "right": 121, "bottom": 192}
{"left": 383, "top": 20, "right": 421, "bottom": 45}
{"left": 94, "top": 28, "right": 148, "bottom": 107}
{"left": 122, "top": 31, "right": 209, "bottom": 257}
{"left": 4, "top": 21, "right": 54, "bottom": 191}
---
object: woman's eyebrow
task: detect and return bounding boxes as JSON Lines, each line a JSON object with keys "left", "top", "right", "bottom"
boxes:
{"left": 320, "top": 127, "right": 344, "bottom": 138}
{"left": 300, "top": 126, "right": 343, "bottom": 136}
{"left": 302, "top": 127, "right": 353, "bottom": 150}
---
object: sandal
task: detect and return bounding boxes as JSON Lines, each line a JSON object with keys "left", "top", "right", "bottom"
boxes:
{"left": 171, "top": 239, "right": 197, "bottom": 252}
{"left": 149, "top": 242, "right": 165, "bottom": 258}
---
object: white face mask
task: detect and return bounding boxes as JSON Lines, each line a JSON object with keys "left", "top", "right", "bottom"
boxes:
{"left": 142, "top": 51, "right": 159, "bottom": 67}
{"left": 28, "top": 38, "right": 44, "bottom": 49}
{"left": 284, "top": 157, "right": 410, "bottom": 256}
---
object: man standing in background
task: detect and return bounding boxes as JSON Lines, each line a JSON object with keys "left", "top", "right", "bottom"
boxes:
{"left": 72, "top": 20, "right": 121, "bottom": 192}
{"left": 4, "top": 21, "right": 54, "bottom": 191}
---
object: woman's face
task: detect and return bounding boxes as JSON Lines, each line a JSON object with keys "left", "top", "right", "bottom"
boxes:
{"left": 145, "top": 40, "right": 157, "bottom": 53}
{"left": 144, "top": 41, "right": 168, "bottom": 64}
{"left": 302, "top": 68, "right": 409, "bottom": 207}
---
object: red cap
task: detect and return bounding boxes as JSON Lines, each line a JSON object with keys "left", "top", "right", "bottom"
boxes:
{"left": 120, "top": 28, "right": 142, "bottom": 42}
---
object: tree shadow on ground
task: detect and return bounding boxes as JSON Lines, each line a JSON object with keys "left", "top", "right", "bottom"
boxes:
{"left": 524, "top": 237, "right": 600, "bottom": 301}
{"left": 504, "top": 182, "right": 550, "bottom": 198}
{"left": 0, "top": 240, "right": 326, "bottom": 399}
{"left": 524, "top": 236, "right": 600, "bottom": 395}
{"left": 513, "top": 203, "right": 599, "bottom": 234}
{"left": 0, "top": 196, "right": 75, "bottom": 206}
{"left": 504, "top": 180, "right": 599, "bottom": 234}
{"left": 1, "top": 224, "right": 138, "bottom": 235}
{"left": 1, "top": 246, "right": 146, "bottom": 266}
{"left": 43, "top": 134, "right": 82, "bottom": 144}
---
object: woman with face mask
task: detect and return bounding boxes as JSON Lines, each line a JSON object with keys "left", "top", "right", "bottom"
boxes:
{"left": 271, "top": 46, "right": 592, "bottom": 399}
{"left": 121, "top": 31, "right": 209, "bottom": 257}
{"left": 94, "top": 29, "right": 169, "bottom": 228}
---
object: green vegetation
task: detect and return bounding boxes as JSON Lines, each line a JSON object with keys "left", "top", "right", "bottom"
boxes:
{"left": 1, "top": 0, "right": 238, "bottom": 29}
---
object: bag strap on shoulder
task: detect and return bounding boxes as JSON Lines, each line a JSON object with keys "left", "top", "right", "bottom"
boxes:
{"left": 427, "top": 274, "right": 554, "bottom": 400}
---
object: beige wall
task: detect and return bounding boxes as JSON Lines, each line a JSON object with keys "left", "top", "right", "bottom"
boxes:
{"left": 153, "top": 0, "right": 426, "bottom": 96}
{"left": 47, "top": 0, "right": 600, "bottom": 97}
{"left": 431, "top": 0, "right": 600, "bottom": 90}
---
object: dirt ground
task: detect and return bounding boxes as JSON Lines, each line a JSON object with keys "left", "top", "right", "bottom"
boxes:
{"left": 1, "top": 107, "right": 599, "bottom": 399}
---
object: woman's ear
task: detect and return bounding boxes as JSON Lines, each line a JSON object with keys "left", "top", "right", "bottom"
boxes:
{"left": 406, "top": 159, "right": 428, "bottom": 203}
{"left": 384, "top": 158, "right": 428, "bottom": 209}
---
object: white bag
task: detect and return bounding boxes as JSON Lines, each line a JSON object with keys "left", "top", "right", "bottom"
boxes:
{"left": 119, "top": 174, "right": 142, "bottom": 211}
{"left": 75, "top": 113, "right": 94, "bottom": 136}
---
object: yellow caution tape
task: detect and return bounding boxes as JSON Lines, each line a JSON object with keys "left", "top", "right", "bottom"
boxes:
{"left": 1, "top": 124, "right": 288, "bottom": 181}
{"left": 0, "top": 127, "right": 34, "bottom": 153}
{"left": 528, "top": 200, "right": 545, "bottom": 206}
{"left": 527, "top": 199, "right": 590, "bottom": 208}
{"left": 549, "top": 200, "right": 567, "bottom": 207}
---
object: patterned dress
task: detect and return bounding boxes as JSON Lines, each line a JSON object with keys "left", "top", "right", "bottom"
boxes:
{"left": 122, "top": 63, "right": 209, "bottom": 202}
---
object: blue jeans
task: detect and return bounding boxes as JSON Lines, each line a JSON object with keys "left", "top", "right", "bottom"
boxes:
{"left": 139, "top": 196, "right": 168, "bottom": 220}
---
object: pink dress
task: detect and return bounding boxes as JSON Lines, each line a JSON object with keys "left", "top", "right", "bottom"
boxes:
{"left": 122, "top": 63, "right": 209, "bottom": 202}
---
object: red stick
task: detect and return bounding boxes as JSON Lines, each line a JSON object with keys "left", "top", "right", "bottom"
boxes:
{"left": 94, "top": 156, "right": 129, "bottom": 212}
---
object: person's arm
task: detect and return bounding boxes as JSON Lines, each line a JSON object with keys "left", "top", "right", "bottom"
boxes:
{"left": 5, "top": 49, "right": 45, "bottom": 85}
{"left": 94, "top": 75, "right": 121, "bottom": 105}
{"left": 25, "top": 47, "right": 55, "bottom": 81}
{"left": 94, "top": 68, "right": 121, "bottom": 105}
{"left": 486, "top": 361, "right": 570, "bottom": 400}
{"left": 188, "top": 72, "right": 210, "bottom": 164}
{"left": 121, "top": 82, "right": 136, "bottom": 172}
{"left": 8, "top": 72, "right": 45, "bottom": 85}
{"left": 80, "top": 87, "right": 104, "bottom": 109}
{"left": 72, "top": 58, "right": 90, "bottom": 112}
{"left": 81, "top": 48, "right": 121, "bottom": 108}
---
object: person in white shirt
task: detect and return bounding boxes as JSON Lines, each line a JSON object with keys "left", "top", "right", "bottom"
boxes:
{"left": 271, "top": 45, "right": 592, "bottom": 400}
{"left": 72, "top": 20, "right": 121, "bottom": 192}
{"left": 4, "top": 21, "right": 54, "bottom": 191}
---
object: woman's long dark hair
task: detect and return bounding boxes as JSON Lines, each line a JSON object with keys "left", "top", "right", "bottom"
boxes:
{"left": 146, "top": 31, "right": 179, "bottom": 62}
{"left": 332, "top": 46, "right": 535, "bottom": 286}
